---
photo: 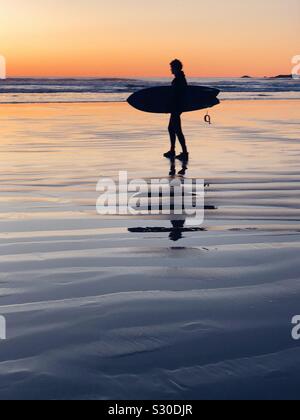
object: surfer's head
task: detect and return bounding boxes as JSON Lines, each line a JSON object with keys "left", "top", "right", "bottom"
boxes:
{"left": 170, "top": 59, "right": 183, "bottom": 75}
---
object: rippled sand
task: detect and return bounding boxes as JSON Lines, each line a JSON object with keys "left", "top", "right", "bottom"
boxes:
{"left": 0, "top": 100, "right": 300, "bottom": 400}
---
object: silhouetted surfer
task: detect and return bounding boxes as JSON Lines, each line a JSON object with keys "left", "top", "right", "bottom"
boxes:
{"left": 164, "top": 59, "right": 189, "bottom": 162}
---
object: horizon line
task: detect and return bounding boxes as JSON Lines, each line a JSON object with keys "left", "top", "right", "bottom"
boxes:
{"left": 0, "top": 73, "right": 291, "bottom": 80}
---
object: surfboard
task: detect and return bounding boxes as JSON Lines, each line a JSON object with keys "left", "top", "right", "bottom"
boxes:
{"left": 127, "top": 86, "right": 220, "bottom": 114}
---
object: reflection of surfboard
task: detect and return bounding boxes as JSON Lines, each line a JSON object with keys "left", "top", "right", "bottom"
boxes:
{"left": 127, "top": 86, "right": 220, "bottom": 114}
{"left": 128, "top": 227, "right": 206, "bottom": 233}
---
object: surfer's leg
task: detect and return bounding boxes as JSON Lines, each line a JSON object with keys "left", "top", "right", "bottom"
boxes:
{"left": 174, "top": 114, "right": 188, "bottom": 155}
{"left": 168, "top": 115, "right": 176, "bottom": 152}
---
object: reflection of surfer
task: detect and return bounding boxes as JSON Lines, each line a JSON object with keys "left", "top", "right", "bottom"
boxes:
{"left": 169, "top": 220, "right": 185, "bottom": 241}
{"left": 164, "top": 60, "right": 189, "bottom": 162}
{"left": 169, "top": 156, "right": 188, "bottom": 177}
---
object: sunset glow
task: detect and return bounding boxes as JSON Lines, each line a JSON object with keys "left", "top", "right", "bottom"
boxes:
{"left": 1, "top": 0, "right": 299, "bottom": 77}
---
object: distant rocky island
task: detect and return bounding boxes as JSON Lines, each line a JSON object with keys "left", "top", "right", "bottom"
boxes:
{"left": 271, "top": 74, "right": 293, "bottom": 79}
{"left": 241, "top": 74, "right": 294, "bottom": 79}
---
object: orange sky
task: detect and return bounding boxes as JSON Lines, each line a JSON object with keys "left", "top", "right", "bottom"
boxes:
{"left": 1, "top": 0, "right": 299, "bottom": 77}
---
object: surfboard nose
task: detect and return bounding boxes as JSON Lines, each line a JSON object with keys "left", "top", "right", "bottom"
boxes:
{"left": 127, "top": 93, "right": 135, "bottom": 106}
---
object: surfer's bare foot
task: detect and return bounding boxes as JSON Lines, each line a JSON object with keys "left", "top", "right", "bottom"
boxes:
{"left": 164, "top": 151, "right": 176, "bottom": 159}
{"left": 176, "top": 152, "right": 189, "bottom": 162}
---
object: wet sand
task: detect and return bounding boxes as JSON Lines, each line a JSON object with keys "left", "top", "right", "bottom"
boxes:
{"left": 0, "top": 100, "right": 300, "bottom": 400}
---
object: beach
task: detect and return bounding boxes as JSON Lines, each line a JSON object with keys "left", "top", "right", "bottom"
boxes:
{"left": 0, "top": 98, "right": 300, "bottom": 400}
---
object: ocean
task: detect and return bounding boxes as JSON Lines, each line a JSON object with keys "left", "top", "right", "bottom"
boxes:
{"left": 0, "top": 77, "right": 299, "bottom": 104}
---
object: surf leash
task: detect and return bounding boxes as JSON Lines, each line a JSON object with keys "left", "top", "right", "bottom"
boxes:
{"left": 204, "top": 111, "right": 212, "bottom": 125}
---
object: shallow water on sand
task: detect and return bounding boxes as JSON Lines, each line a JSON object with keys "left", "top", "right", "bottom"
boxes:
{"left": 0, "top": 101, "right": 300, "bottom": 400}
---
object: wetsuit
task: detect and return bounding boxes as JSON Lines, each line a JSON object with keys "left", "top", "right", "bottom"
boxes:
{"left": 168, "top": 71, "right": 188, "bottom": 154}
